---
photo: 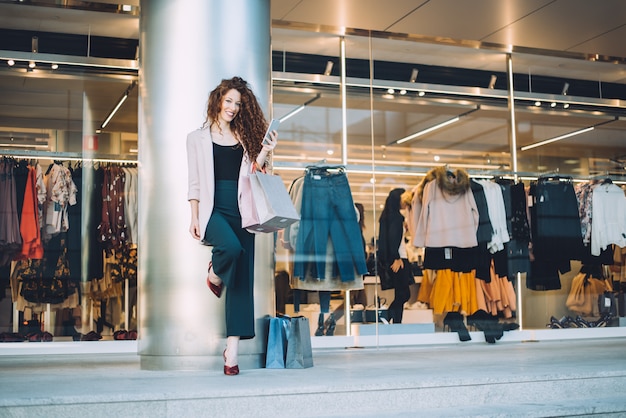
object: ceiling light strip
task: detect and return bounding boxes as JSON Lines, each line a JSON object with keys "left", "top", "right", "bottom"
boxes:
{"left": 395, "top": 116, "right": 460, "bottom": 144}
{"left": 278, "top": 94, "right": 321, "bottom": 122}
{"left": 394, "top": 107, "right": 480, "bottom": 145}
{"left": 520, "top": 117, "right": 618, "bottom": 151}
{"left": 99, "top": 81, "right": 136, "bottom": 131}
{"left": 520, "top": 127, "right": 595, "bottom": 151}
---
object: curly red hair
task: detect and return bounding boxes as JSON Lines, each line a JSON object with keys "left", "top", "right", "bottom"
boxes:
{"left": 205, "top": 76, "right": 268, "bottom": 163}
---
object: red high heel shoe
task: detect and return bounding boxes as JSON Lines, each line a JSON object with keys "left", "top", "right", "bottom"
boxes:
{"left": 223, "top": 349, "right": 239, "bottom": 375}
{"left": 207, "top": 261, "right": 223, "bottom": 298}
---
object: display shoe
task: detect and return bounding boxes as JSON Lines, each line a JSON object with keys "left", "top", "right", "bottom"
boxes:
{"left": 467, "top": 310, "right": 500, "bottom": 343}
{"left": 502, "top": 322, "right": 520, "bottom": 331}
{"left": 563, "top": 316, "right": 579, "bottom": 328}
{"left": 81, "top": 331, "right": 102, "bottom": 341}
{"left": 324, "top": 313, "right": 336, "bottom": 336}
{"left": 547, "top": 316, "right": 563, "bottom": 329}
{"left": 26, "top": 331, "right": 42, "bottom": 342}
{"left": 443, "top": 312, "right": 471, "bottom": 342}
{"left": 207, "top": 261, "right": 223, "bottom": 298}
{"left": 575, "top": 315, "right": 592, "bottom": 328}
{"left": 113, "top": 330, "right": 128, "bottom": 340}
{"left": 593, "top": 314, "right": 611, "bottom": 328}
{"left": 223, "top": 349, "right": 239, "bottom": 376}
{"left": 314, "top": 313, "right": 325, "bottom": 336}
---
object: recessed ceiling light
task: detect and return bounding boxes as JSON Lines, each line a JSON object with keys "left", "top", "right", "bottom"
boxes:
{"left": 564, "top": 159, "right": 579, "bottom": 164}
{"left": 7, "top": 59, "right": 14, "bottom": 66}
{"left": 28, "top": 61, "right": 36, "bottom": 69}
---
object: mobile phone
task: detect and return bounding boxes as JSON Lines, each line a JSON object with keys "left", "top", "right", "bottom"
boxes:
{"left": 263, "top": 119, "right": 280, "bottom": 145}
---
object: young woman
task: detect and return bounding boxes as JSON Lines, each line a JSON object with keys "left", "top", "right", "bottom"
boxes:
{"left": 378, "top": 188, "right": 413, "bottom": 324}
{"left": 187, "top": 76, "right": 277, "bottom": 375}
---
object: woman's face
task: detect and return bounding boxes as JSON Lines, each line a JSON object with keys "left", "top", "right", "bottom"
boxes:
{"left": 218, "top": 89, "right": 241, "bottom": 124}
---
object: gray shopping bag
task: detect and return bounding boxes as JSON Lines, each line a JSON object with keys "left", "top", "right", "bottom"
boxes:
{"left": 245, "top": 171, "right": 300, "bottom": 233}
{"left": 266, "top": 315, "right": 291, "bottom": 369}
{"left": 285, "top": 316, "right": 314, "bottom": 369}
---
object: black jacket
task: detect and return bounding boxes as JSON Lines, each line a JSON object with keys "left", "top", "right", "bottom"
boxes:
{"left": 378, "top": 212, "right": 404, "bottom": 264}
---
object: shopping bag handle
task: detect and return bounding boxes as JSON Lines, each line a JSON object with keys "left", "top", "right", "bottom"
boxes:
{"left": 251, "top": 161, "right": 267, "bottom": 174}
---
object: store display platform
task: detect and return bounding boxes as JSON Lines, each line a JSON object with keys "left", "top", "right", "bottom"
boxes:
{"left": 351, "top": 322, "right": 435, "bottom": 335}
{"left": 1, "top": 337, "right": 625, "bottom": 417}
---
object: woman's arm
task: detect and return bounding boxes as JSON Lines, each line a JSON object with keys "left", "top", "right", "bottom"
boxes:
{"left": 189, "top": 199, "right": 201, "bottom": 240}
{"left": 256, "top": 129, "right": 278, "bottom": 167}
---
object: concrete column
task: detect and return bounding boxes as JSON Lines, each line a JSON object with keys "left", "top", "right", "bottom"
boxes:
{"left": 138, "top": 0, "right": 273, "bottom": 370}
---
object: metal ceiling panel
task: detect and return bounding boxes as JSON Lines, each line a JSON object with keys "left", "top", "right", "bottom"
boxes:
{"left": 0, "top": 3, "right": 139, "bottom": 38}
{"left": 481, "top": 0, "right": 626, "bottom": 57}
{"left": 386, "top": 0, "right": 553, "bottom": 43}
{"left": 571, "top": 24, "right": 626, "bottom": 59}
{"left": 273, "top": 0, "right": 425, "bottom": 32}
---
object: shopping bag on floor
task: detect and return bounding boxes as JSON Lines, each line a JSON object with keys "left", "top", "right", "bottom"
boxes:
{"left": 265, "top": 315, "right": 291, "bottom": 369}
{"left": 285, "top": 316, "right": 314, "bottom": 369}
{"left": 242, "top": 168, "right": 300, "bottom": 233}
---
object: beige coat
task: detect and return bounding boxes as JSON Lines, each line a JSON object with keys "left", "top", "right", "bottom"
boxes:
{"left": 186, "top": 127, "right": 254, "bottom": 244}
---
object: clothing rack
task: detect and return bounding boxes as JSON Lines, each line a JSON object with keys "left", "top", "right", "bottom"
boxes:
{"left": 274, "top": 161, "right": 626, "bottom": 185}
{"left": 4, "top": 155, "right": 137, "bottom": 336}
{"left": 1, "top": 149, "right": 137, "bottom": 164}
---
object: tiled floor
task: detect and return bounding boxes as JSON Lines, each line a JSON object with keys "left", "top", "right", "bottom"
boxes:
{"left": 1, "top": 336, "right": 626, "bottom": 417}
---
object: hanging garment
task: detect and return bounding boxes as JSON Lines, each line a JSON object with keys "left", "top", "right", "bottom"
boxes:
{"left": 0, "top": 158, "right": 22, "bottom": 265}
{"left": 18, "top": 165, "right": 43, "bottom": 259}
{"left": 527, "top": 177, "right": 584, "bottom": 290}
{"left": 475, "top": 179, "right": 509, "bottom": 254}
{"left": 97, "top": 165, "right": 128, "bottom": 254}
{"left": 43, "top": 162, "right": 78, "bottom": 239}
{"left": 123, "top": 166, "right": 139, "bottom": 245}
{"left": 293, "top": 167, "right": 367, "bottom": 283}
{"left": 412, "top": 166, "right": 479, "bottom": 249}
{"left": 591, "top": 181, "right": 626, "bottom": 256}
{"left": 505, "top": 182, "right": 531, "bottom": 279}
{"left": 477, "top": 261, "right": 517, "bottom": 318}
{"left": 423, "top": 269, "right": 478, "bottom": 316}
{"left": 575, "top": 182, "right": 595, "bottom": 246}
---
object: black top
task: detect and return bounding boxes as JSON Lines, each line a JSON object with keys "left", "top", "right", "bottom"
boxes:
{"left": 213, "top": 142, "right": 243, "bottom": 181}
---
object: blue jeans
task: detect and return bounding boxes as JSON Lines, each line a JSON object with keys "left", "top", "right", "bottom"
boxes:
{"left": 294, "top": 168, "right": 367, "bottom": 282}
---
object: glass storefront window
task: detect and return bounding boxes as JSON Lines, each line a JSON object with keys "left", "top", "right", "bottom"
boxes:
{"left": 0, "top": 49, "right": 138, "bottom": 343}
{"left": 270, "top": 25, "right": 626, "bottom": 341}
{"left": 2, "top": 17, "right": 625, "bottom": 347}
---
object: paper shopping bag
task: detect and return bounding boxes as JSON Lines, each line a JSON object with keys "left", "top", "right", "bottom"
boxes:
{"left": 265, "top": 315, "right": 291, "bottom": 369}
{"left": 244, "top": 171, "right": 300, "bottom": 233}
{"left": 240, "top": 174, "right": 260, "bottom": 231}
{"left": 285, "top": 316, "right": 314, "bottom": 369}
